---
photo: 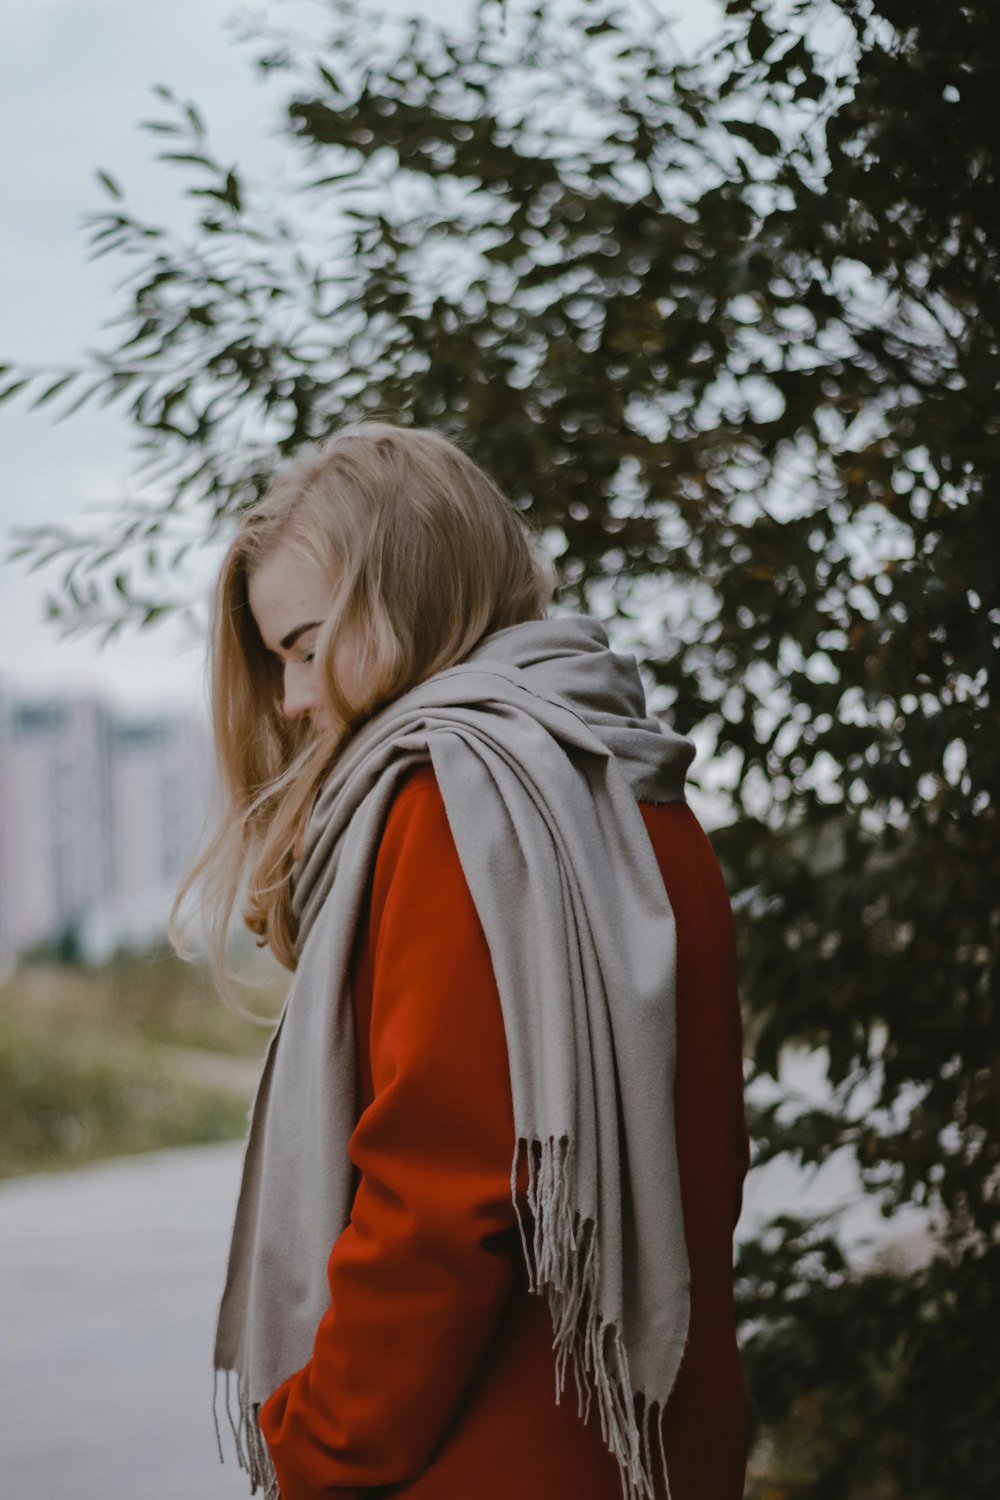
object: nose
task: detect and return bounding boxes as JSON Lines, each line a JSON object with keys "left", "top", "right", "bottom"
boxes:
{"left": 282, "top": 665, "right": 317, "bottom": 722}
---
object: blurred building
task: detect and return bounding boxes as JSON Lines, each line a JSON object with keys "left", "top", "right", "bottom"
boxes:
{"left": 0, "top": 684, "right": 217, "bottom": 973}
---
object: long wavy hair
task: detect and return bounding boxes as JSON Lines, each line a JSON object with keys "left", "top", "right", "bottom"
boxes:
{"left": 168, "top": 419, "right": 557, "bottom": 1008}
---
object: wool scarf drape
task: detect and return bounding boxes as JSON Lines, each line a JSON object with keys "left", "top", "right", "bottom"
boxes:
{"left": 212, "top": 612, "right": 697, "bottom": 1500}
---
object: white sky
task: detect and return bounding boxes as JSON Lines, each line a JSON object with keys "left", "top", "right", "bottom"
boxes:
{"left": 0, "top": 0, "right": 724, "bottom": 716}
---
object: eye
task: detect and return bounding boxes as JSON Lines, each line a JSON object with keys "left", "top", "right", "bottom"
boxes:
{"left": 301, "top": 652, "right": 314, "bottom": 665}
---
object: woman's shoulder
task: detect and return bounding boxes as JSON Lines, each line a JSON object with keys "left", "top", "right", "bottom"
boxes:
{"left": 361, "top": 760, "right": 498, "bottom": 1024}
{"left": 379, "top": 760, "right": 444, "bottom": 848}
{"left": 387, "top": 766, "right": 702, "bottom": 853}
{"left": 370, "top": 761, "right": 457, "bottom": 910}
{"left": 390, "top": 759, "right": 439, "bottom": 805}
{"left": 381, "top": 767, "right": 722, "bottom": 885}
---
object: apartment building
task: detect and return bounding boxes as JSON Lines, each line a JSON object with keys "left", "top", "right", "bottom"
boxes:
{"left": 0, "top": 685, "right": 217, "bottom": 972}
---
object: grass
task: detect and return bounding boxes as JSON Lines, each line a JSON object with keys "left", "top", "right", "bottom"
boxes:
{"left": 0, "top": 945, "right": 289, "bottom": 1180}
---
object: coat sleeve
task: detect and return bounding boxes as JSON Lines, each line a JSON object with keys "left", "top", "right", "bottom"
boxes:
{"left": 257, "top": 770, "right": 522, "bottom": 1499}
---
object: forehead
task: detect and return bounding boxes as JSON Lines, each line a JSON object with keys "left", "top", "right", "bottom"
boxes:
{"left": 246, "top": 542, "right": 337, "bottom": 649}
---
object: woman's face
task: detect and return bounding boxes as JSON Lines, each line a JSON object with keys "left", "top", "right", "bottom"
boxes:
{"left": 247, "top": 540, "right": 354, "bottom": 728}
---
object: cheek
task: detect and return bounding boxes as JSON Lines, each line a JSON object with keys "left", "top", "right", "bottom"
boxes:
{"left": 331, "top": 648, "right": 362, "bottom": 701}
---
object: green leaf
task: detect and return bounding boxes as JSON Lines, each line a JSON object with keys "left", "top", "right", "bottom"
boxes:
{"left": 154, "top": 152, "right": 218, "bottom": 169}
{"left": 95, "top": 168, "right": 123, "bottom": 199}
{"left": 721, "top": 116, "right": 782, "bottom": 155}
{"left": 185, "top": 101, "right": 206, "bottom": 138}
{"left": 27, "top": 374, "right": 76, "bottom": 411}
{"left": 317, "top": 64, "right": 346, "bottom": 94}
{"left": 0, "top": 377, "right": 29, "bottom": 405}
{"left": 53, "top": 378, "right": 104, "bottom": 422}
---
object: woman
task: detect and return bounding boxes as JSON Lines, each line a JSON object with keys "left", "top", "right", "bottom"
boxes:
{"left": 170, "top": 420, "right": 750, "bottom": 1500}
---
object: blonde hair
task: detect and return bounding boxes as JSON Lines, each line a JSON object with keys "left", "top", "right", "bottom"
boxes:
{"left": 168, "top": 419, "right": 557, "bottom": 1006}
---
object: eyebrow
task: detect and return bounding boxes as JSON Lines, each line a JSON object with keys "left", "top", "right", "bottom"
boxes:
{"left": 279, "top": 620, "right": 323, "bottom": 651}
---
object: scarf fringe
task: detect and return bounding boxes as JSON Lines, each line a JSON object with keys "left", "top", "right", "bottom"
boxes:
{"left": 511, "top": 1132, "right": 678, "bottom": 1500}
{"left": 212, "top": 1364, "right": 280, "bottom": 1500}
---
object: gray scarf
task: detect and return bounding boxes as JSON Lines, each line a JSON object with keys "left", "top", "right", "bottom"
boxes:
{"left": 212, "top": 612, "right": 696, "bottom": 1500}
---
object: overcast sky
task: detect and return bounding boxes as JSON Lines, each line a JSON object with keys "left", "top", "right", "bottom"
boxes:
{"left": 0, "top": 0, "right": 724, "bottom": 718}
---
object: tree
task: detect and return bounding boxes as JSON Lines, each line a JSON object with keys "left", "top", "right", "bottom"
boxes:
{"left": 3, "top": 0, "right": 996, "bottom": 1492}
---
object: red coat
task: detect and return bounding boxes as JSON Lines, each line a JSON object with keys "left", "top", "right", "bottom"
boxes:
{"left": 258, "top": 761, "right": 750, "bottom": 1499}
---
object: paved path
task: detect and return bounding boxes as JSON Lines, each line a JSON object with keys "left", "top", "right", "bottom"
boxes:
{"left": 0, "top": 1142, "right": 252, "bottom": 1499}
{"left": 0, "top": 1081, "right": 936, "bottom": 1498}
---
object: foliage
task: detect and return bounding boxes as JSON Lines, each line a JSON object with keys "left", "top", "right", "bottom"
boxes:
{"left": 0, "top": 992, "right": 244, "bottom": 1180}
{"left": 2, "top": 0, "right": 996, "bottom": 1490}
{"left": 0, "top": 949, "right": 283, "bottom": 1178}
{"left": 6, "top": 946, "right": 283, "bottom": 1056}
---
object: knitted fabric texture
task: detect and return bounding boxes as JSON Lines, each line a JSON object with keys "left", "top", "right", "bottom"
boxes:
{"left": 211, "top": 612, "right": 696, "bottom": 1500}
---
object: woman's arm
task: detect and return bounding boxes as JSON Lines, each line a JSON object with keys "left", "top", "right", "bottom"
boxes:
{"left": 258, "top": 769, "right": 521, "bottom": 1498}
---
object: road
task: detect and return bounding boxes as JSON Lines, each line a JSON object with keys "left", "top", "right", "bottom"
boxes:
{"left": 0, "top": 1142, "right": 252, "bottom": 1500}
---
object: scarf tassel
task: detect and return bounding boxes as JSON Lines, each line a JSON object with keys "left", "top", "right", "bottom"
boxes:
{"left": 212, "top": 1365, "right": 280, "bottom": 1499}
{"left": 511, "top": 1132, "right": 678, "bottom": 1500}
